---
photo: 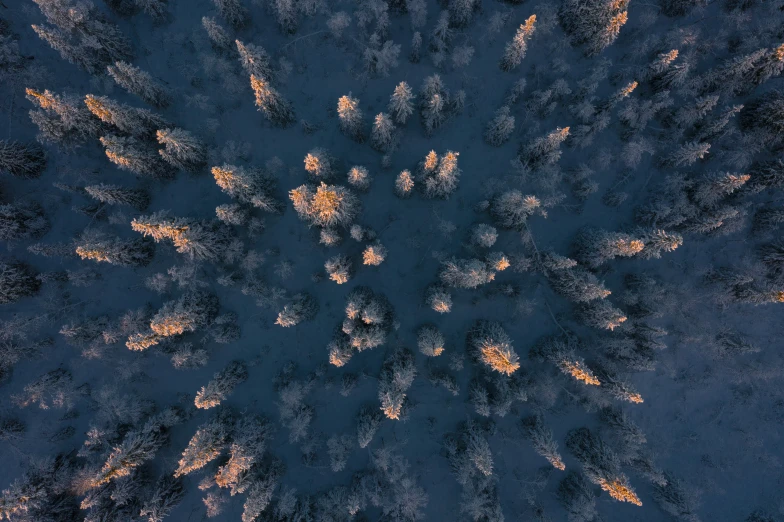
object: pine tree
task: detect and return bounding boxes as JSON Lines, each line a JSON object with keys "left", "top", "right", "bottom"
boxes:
{"left": 410, "top": 31, "right": 422, "bottom": 63}
{"left": 426, "top": 285, "right": 452, "bottom": 313}
{"left": 75, "top": 233, "right": 155, "bottom": 267}
{"left": 213, "top": 0, "right": 248, "bottom": 28}
{"left": 195, "top": 360, "right": 248, "bottom": 409}
{"left": 131, "top": 212, "right": 232, "bottom": 261}
{"left": 668, "top": 141, "right": 710, "bottom": 167}
{"left": 202, "top": 16, "right": 232, "bottom": 51}
{"left": 357, "top": 406, "right": 382, "bottom": 448}
{"left": 371, "top": 112, "right": 397, "bottom": 152}
{"left": 440, "top": 257, "right": 494, "bottom": 288}
{"left": 249, "top": 75, "right": 295, "bottom": 127}
{"left": 0, "top": 141, "right": 47, "bottom": 179}
{"left": 389, "top": 81, "right": 415, "bottom": 124}
{"left": 395, "top": 170, "right": 415, "bottom": 198}
{"left": 26, "top": 88, "right": 103, "bottom": 148}
{"left": 378, "top": 347, "right": 416, "bottom": 419}
{"left": 303, "top": 148, "right": 337, "bottom": 181}
{"left": 100, "top": 134, "right": 175, "bottom": 179}
{"left": 521, "top": 126, "right": 570, "bottom": 170}
{"left": 108, "top": 61, "right": 171, "bottom": 108}
{"left": 347, "top": 165, "right": 372, "bottom": 191}
{"left": 270, "top": 0, "right": 299, "bottom": 33}
{"left": 337, "top": 93, "right": 365, "bottom": 142}
{"left": 0, "top": 202, "right": 50, "bottom": 241}
{"left": 363, "top": 242, "right": 387, "bottom": 266}
{"left": 289, "top": 182, "right": 360, "bottom": 228}
{"left": 236, "top": 40, "right": 274, "bottom": 81}
{"left": 560, "top": 0, "right": 629, "bottom": 56}
{"left": 136, "top": 0, "right": 169, "bottom": 20}
{"left": 484, "top": 106, "right": 515, "bottom": 146}
{"left": 491, "top": 190, "right": 542, "bottom": 230}
{"left": 417, "top": 324, "right": 445, "bottom": 356}
{"left": 0, "top": 260, "right": 41, "bottom": 305}
{"left": 140, "top": 476, "right": 185, "bottom": 522}
{"left": 364, "top": 38, "right": 401, "bottom": 78}
{"left": 467, "top": 320, "right": 520, "bottom": 375}
{"left": 574, "top": 228, "right": 645, "bottom": 268}
{"left": 522, "top": 415, "right": 566, "bottom": 470}
{"left": 275, "top": 293, "right": 318, "bottom": 327}
{"left": 325, "top": 254, "right": 352, "bottom": 284}
{"left": 157, "top": 128, "right": 207, "bottom": 172}
{"left": 174, "top": 415, "right": 230, "bottom": 477}
{"left": 84, "top": 94, "right": 169, "bottom": 137}
{"left": 499, "top": 15, "right": 536, "bottom": 71}
{"left": 84, "top": 183, "right": 150, "bottom": 210}
{"left": 557, "top": 472, "right": 598, "bottom": 522}
{"left": 421, "top": 150, "right": 461, "bottom": 199}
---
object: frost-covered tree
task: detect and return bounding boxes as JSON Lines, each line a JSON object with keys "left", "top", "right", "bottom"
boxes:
{"left": 202, "top": 16, "right": 232, "bottom": 51}
{"left": 363, "top": 242, "right": 387, "bottom": 266}
{"left": 101, "top": 135, "right": 175, "bottom": 179}
{"left": 85, "top": 183, "right": 150, "bottom": 210}
{"left": 420, "top": 74, "right": 451, "bottom": 135}
{"left": 133, "top": 213, "right": 234, "bottom": 262}
{"left": 337, "top": 93, "right": 365, "bottom": 142}
{"left": 557, "top": 471, "right": 598, "bottom": 522}
{"left": 522, "top": 415, "right": 566, "bottom": 470}
{"left": 289, "top": 182, "right": 360, "bottom": 228}
{"left": 329, "top": 287, "right": 392, "bottom": 366}
{"left": 573, "top": 228, "right": 645, "bottom": 268}
{"left": 195, "top": 360, "right": 248, "bottom": 409}
{"left": 26, "top": 88, "right": 102, "bottom": 148}
{"left": 467, "top": 320, "right": 520, "bottom": 375}
{"left": 410, "top": 31, "right": 422, "bottom": 63}
{"left": 174, "top": 414, "right": 230, "bottom": 477}
{"left": 213, "top": 0, "right": 248, "bottom": 28}
{"left": 0, "top": 202, "right": 49, "bottom": 241}
{"left": 668, "top": 141, "right": 710, "bottom": 167}
{"left": 484, "top": 106, "right": 515, "bottom": 146}
{"left": 364, "top": 38, "right": 401, "bottom": 78}
{"left": 469, "top": 224, "right": 498, "bottom": 248}
{"left": 395, "top": 170, "right": 415, "bottom": 198}
{"left": 84, "top": 94, "right": 169, "bottom": 137}
{"left": 0, "top": 260, "right": 41, "bottom": 305}
{"left": 327, "top": 434, "right": 352, "bottom": 472}
{"left": 269, "top": 0, "right": 299, "bottom": 33}
{"left": 0, "top": 141, "right": 46, "bottom": 179}
{"left": 357, "top": 406, "right": 383, "bottom": 448}
{"left": 389, "top": 81, "right": 415, "bottom": 124}
{"left": 578, "top": 300, "right": 627, "bottom": 331}
{"left": 157, "top": 128, "right": 207, "bottom": 172}
{"left": 347, "top": 165, "right": 372, "bottom": 191}
{"left": 378, "top": 347, "right": 416, "bottom": 419}
{"left": 275, "top": 293, "right": 318, "bottom": 327}
{"left": 236, "top": 40, "right": 274, "bottom": 81}
{"left": 560, "top": 0, "right": 630, "bottom": 56}
{"left": 303, "top": 148, "right": 337, "bottom": 182}
{"left": 500, "top": 15, "right": 536, "bottom": 71}
{"left": 520, "top": 126, "right": 570, "bottom": 170}
{"left": 31, "top": 0, "right": 133, "bottom": 74}
{"left": 75, "top": 233, "right": 154, "bottom": 267}
{"left": 426, "top": 284, "right": 452, "bottom": 313}
{"left": 140, "top": 476, "right": 185, "bottom": 522}
{"left": 491, "top": 191, "right": 542, "bottom": 230}
{"left": 212, "top": 164, "right": 280, "bottom": 212}
{"left": 371, "top": 112, "right": 397, "bottom": 152}
{"left": 108, "top": 61, "right": 171, "bottom": 108}
{"left": 420, "top": 150, "right": 461, "bottom": 199}
{"left": 215, "top": 415, "right": 272, "bottom": 495}
{"left": 250, "top": 75, "right": 295, "bottom": 126}
{"left": 417, "top": 324, "right": 445, "bottom": 356}
{"left": 440, "top": 257, "right": 494, "bottom": 289}
{"left": 325, "top": 254, "right": 352, "bottom": 284}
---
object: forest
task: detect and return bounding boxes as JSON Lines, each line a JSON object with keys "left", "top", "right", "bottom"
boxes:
{"left": 1, "top": 0, "right": 783, "bottom": 521}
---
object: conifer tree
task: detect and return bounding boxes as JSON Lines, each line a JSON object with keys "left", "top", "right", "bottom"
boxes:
{"left": 389, "top": 81, "right": 415, "bottom": 124}
{"left": 560, "top": 0, "right": 629, "bottom": 56}
{"left": 0, "top": 202, "right": 50, "bottom": 241}
{"left": 0, "top": 141, "right": 47, "bottom": 179}
{"left": 26, "top": 88, "right": 103, "bottom": 148}
{"left": 371, "top": 112, "right": 397, "bottom": 152}
{"left": 202, "top": 16, "right": 232, "bottom": 51}
{"left": 378, "top": 347, "right": 416, "bottom": 419}
{"left": 347, "top": 165, "right": 372, "bottom": 192}
{"left": 108, "top": 61, "right": 171, "bottom": 108}
{"left": 420, "top": 150, "right": 461, "bottom": 199}
{"left": 325, "top": 254, "right": 352, "bottom": 284}
{"left": 275, "top": 293, "right": 318, "bottom": 327}
{"left": 76, "top": 233, "right": 155, "bottom": 267}
{"left": 0, "top": 259, "right": 41, "bottom": 305}
{"left": 522, "top": 415, "right": 566, "bottom": 470}
{"left": 236, "top": 40, "right": 274, "bottom": 81}
{"left": 100, "top": 135, "right": 175, "bottom": 180}
{"left": 84, "top": 183, "right": 150, "bottom": 210}
{"left": 395, "top": 170, "right": 415, "bottom": 198}
{"left": 249, "top": 75, "right": 295, "bottom": 127}
{"left": 157, "top": 128, "right": 207, "bottom": 172}
{"left": 337, "top": 93, "right": 365, "bottom": 142}
{"left": 84, "top": 94, "right": 169, "bottom": 137}
{"left": 289, "top": 182, "right": 360, "bottom": 228}
{"left": 484, "top": 106, "right": 515, "bottom": 146}
{"left": 574, "top": 228, "right": 645, "bottom": 268}
{"left": 213, "top": 164, "right": 280, "bottom": 212}
{"left": 426, "top": 285, "right": 452, "bottom": 313}
{"left": 491, "top": 190, "right": 542, "bottom": 230}
{"left": 467, "top": 320, "right": 520, "bottom": 375}
{"left": 174, "top": 414, "right": 230, "bottom": 477}
{"left": 140, "top": 476, "right": 185, "bottom": 522}
{"left": 499, "top": 15, "right": 536, "bottom": 71}
{"left": 195, "top": 360, "right": 248, "bottom": 409}
{"left": 357, "top": 407, "right": 382, "bottom": 448}
{"left": 213, "top": 0, "right": 248, "bottom": 28}
{"left": 303, "top": 148, "right": 337, "bottom": 182}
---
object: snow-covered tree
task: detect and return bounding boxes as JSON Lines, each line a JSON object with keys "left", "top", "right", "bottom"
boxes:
{"left": 236, "top": 40, "right": 274, "bottom": 81}
{"left": 484, "top": 106, "right": 515, "bottom": 146}
{"left": 275, "top": 293, "right": 318, "bottom": 327}
{"left": 212, "top": 164, "right": 280, "bottom": 212}
{"left": 378, "top": 347, "right": 416, "bottom": 419}
{"left": 500, "top": 15, "right": 536, "bottom": 71}
{"left": 417, "top": 324, "right": 445, "bottom": 356}
{"left": 108, "top": 61, "right": 171, "bottom": 108}
{"left": 371, "top": 112, "right": 397, "bottom": 152}
{"left": 157, "top": 128, "right": 207, "bottom": 172}
{"left": 84, "top": 94, "right": 169, "bottom": 137}
{"left": 560, "top": 0, "right": 630, "bottom": 56}
{"left": 357, "top": 406, "right": 382, "bottom": 448}
{"left": 389, "top": 81, "right": 415, "bottom": 124}
{"left": 426, "top": 285, "right": 452, "bottom": 313}
{"left": 467, "top": 320, "right": 520, "bottom": 375}
{"left": 0, "top": 260, "right": 41, "bottom": 305}
{"left": 26, "top": 88, "right": 102, "bottom": 148}
{"left": 250, "top": 74, "right": 295, "bottom": 127}
{"left": 420, "top": 150, "right": 461, "bottom": 199}
{"left": 325, "top": 254, "right": 352, "bottom": 284}
{"left": 0, "top": 202, "right": 49, "bottom": 241}
{"left": 76, "top": 233, "right": 154, "bottom": 267}
{"left": 395, "top": 170, "right": 415, "bottom": 198}
{"left": 213, "top": 0, "right": 248, "bottom": 28}
{"left": 574, "top": 228, "right": 645, "bottom": 268}
{"left": 522, "top": 415, "right": 566, "bottom": 470}
{"left": 140, "top": 476, "right": 185, "bottom": 522}
{"left": 337, "top": 93, "right": 365, "bottom": 142}
{"left": 0, "top": 141, "right": 46, "bottom": 179}
{"left": 347, "top": 165, "right": 372, "bottom": 191}
{"left": 100, "top": 135, "right": 175, "bottom": 179}
{"left": 85, "top": 183, "right": 150, "bottom": 210}
{"left": 202, "top": 16, "right": 232, "bottom": 51}
{"left": 174, "top": 414, "right": 230, "bottom": 477}
{"left": 440, "top": 257, "right": 494, "bottom": 289}
{"left": 195, "top": 360, "right": 248, "bottom": 409}
{"left": 363, "top": 242, "right": 387, "bottom": 266}
{"left": 289, "top": 182, "right": 360, "bottom": 228}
